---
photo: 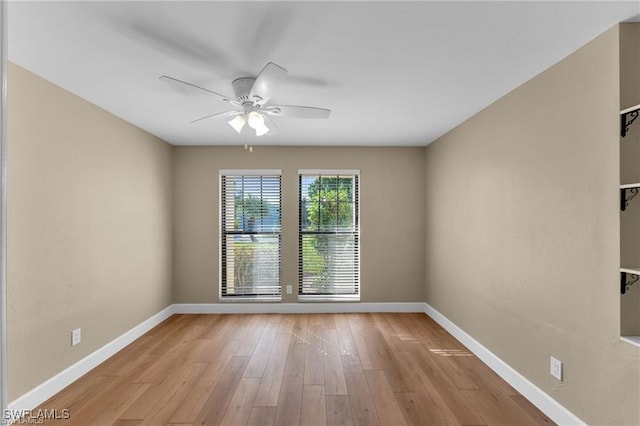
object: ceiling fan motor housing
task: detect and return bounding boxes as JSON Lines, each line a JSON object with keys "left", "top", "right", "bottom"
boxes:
{"left": 232, "top": 77, "right": 258, "bottom": 105}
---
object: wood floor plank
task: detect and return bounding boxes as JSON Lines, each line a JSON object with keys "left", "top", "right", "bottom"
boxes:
{"left": 92, "top": 334, "right": 157, "bottom": 377}
{"left": 352, "top": 332, "right": 380, "bottom": 370}
{"left": 138, "top": 362, "right": 209, "bottom": 425}
{"left": 227, "top": 313, "right": 258, "bottom": 341}
{"left": 464, "top": 387, "right": 542, "bottom": 426}
{"left": 54, "top": 376, "right": 129, "bottom": 426}
{"left": 308, "top": 313, "right": 325, "bottom": 328}
{"left": 131, "top": 319, "right": 212, "bottom": 385}
{"left": 394, "top": 391, "right": 458, "bottom": 426}
{"left": 353, "top": 328, "right": 395, "bottom": 373}
{"left": 511, "top": 395, "right": 555, "bottom": 424}
{"left": 120, "top": 361, "right": 206, "bottom": 420}
{"left": 410, "top": 344, "right": 487, "bottom": 425}
{"left": 460, "top": 388, "right": 515, "bottom": 425}
{"left": 363, "top": 370, "right": 407, "bottom": 425}
{"left": 81, "top": 383, "right": 151, "bottom": 425}
{"left": 220, "top": 377, "right": 261, "bottom": 426}
{"left": 322, "top": 329, "right": 348, "bottom": 395}
{"left": 244, "top": 321, "right": 279, "bottom": 378}
{"left": 341, "top": 355, "right": 380, "bottom": 426}
{"left": 254, "top": 333, "right": 292, "bottom": 406}
{"left": 301, "top": 385, "right": 327, "bottom": 426}
{"left": 304, "top": 324, "right": 325, "bottom": 385}
{"left": 36, "top": 374, "right": 116, "bottom": 417}
{"left": 326, "top": 394, "right": 355, "bottom": 426}
{"left": 235, "top": 314, "right": 269, "bottom": 357}
{"left": 148, "top": 314, "right": 214, "bottom": 356}
{"left": 321, "top": 313, "right": 338, "bottom": 331}
{"left": 199, "top": 313, "right": 239, "bottom": 340}
{"left": 274, "top": 343, "right": 306, "bottom": 425}
{"left": 247, "top": 406, "right": 277, "bottom": 426}
{"left": 347, "top": 313, "right": 374, "bottom": 335}
{"left": 462, "top": 355, "right": 520, "bottom": 396}
{"left": 187, "top": 338, "right": 225, "bottom": 363}
{"left": 392, "top": 351, "right": 460, "bottom": 425}
{"left": 334, "top": 314, "right": 359, "bottom": 357}
{"left": 193, "top": 356, "right": 251, "bottom": 425}
{"left": 292, "top": 314, "right": 310, "bottom": 344}
{"left": 420, "top": 344, "right": 480, "bottom": 391}
{"left": 371, "top": 314, "right": 405, "bottom": 353}
{"left": 111, "top": 420, "right": 143, "bottom": 426}
{"left": 169, "top": 339, "right": 242, "bottom": 423}
{"left": 278, "top": 314, "right": 296, "bottom": 335}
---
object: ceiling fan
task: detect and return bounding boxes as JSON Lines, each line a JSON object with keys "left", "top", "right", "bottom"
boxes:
{"left": 160, "top": 62, "right": 331, "bottom": 137}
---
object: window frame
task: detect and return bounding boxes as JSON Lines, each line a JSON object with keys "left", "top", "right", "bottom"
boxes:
{"left": 219, "top": 169, "right": 282, "bottom": 301}
{"left": 298, "top": 169, "right": 361, "bottom": 302}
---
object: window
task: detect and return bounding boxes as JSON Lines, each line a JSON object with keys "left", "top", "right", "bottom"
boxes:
{"left": 220, "top": 170, "right": 281, "bottom": 300}
{"left": 299, "top": 170, "right": 360, "bottom": 301}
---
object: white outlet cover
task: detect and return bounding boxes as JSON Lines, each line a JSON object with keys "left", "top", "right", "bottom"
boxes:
{"left": 71, "top": 328, "right": 81, "bottom": 346}
{"left": 286, "top": 285, "right": 293, "bottom": 294}
{"left": 550, "top": 356, "right": 563, "bottom": 381}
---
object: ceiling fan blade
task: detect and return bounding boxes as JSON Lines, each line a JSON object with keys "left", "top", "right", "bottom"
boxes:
{"left": 159, "top": 75, "right": 235, "bottom": 104}
{"left": 237, "top": 4, "right": 293, "bottom": 65}
{"left": 190, "top": 110, "right": 241, "bottom": 125}
{"left": 122, "top": 21, "right": 238, "bottom": 78}
{"left": 249, "top": 62, "right": 287, "bottom": 106}
{"left": 263, "top": 105, "right": 331, "bottom": 119}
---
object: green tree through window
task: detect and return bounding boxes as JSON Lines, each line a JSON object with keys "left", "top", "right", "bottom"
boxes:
{"left": 299, "top": 173, "right": 359, "bottom": 299}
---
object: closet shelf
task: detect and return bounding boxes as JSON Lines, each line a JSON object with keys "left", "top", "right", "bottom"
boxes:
{"left": 621, "top": 104, "right": 640, "bottom": 137}
{"left": 620, "top": 268, "right": 640, "bottom": 294}
{"left": 620, "top": 336, "right": 640, "bottom": 348}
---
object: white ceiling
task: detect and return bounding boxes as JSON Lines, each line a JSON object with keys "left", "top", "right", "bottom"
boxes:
{"left": 8, "top": 1, "right": 640, "bottom": 146}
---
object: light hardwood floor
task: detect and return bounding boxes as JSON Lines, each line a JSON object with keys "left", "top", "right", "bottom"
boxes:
{"left": 34, "top": 313, "right": 554, "bottom": 425}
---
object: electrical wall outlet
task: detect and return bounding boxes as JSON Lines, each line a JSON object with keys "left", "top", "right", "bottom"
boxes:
{"left": 286, "top": 285, "right": 293, "bottom": 294}
{"left": 550, "top": 356, "right": 563, "bottom": 381}
{"left": 71, "top": 328, "right": 81, "bottom": 346}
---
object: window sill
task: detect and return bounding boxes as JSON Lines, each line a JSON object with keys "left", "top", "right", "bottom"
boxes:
{"left": 220, "top": 297, "right": 281, "bottom": 303}
{"left": 298, "top": 295, "right": 360, "bottom": 303}
{"left": 620, "top": 336, "right": 640, "bottom": 348}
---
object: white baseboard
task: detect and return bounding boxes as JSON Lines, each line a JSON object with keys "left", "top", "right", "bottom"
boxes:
{"left": 8, "top": 305, "right": 175, "bottom": 414}
{"left": 173, "top": 302, "right": 426, "bottom": 314}
{"left": 423, "top": 302, "right": 585, "bottom": 426}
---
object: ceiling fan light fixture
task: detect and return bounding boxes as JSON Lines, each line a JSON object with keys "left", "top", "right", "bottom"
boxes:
{"left": 255, "top": 124, "right": 269, "bottom": 136}
{"left": 247, "top": 111, "right": 264, "bottom": 128}
{"left": 247, "top": 111, "right": 269, "bottom": 136}
{"left": 228, "top": 115, "right": 246, "bottom": 133}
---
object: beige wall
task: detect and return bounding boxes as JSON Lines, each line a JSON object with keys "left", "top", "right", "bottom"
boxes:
{"left": 424, "top": 25, "right": 640, "bottom": 425}
{"left": 173, "top": 146, "right": 425, "bottom": 304}
{"left": 7, "top": 63, "right": 173, "bottom": 399}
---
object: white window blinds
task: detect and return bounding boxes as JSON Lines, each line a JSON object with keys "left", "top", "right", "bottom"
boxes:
{"left": 220, "top": 170, "right": 281, "bottom": 300}
{"left": 298, "top": 171, "right": 360, "bottom": 301}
